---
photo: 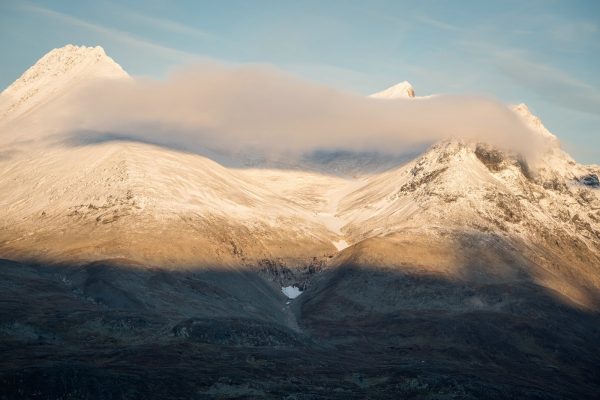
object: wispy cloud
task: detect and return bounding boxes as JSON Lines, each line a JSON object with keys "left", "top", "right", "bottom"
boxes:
{"left": 20, "top": 2, "right": 200, "bottom": 62}
{"left": 352, "top": 6, "right": 464, "bottom": 34}
{"left": 128, "top": 13, "right": 220, "bottom": 40}
{"left": 529, "top": 14, "right": 598, "bottom": 48}
{"left": 414, "top": 15, "right": 464, "bottom": 33}
{"left": 104, "top": 2, "right": 228, "bottom": 43}
{"left": 493, "top": 50, "right": 600, "bottom": 116}
{"left": 456, "top": 35, "right": 600, "bottom": 116}
{"left": 345, "top": 5, "right": 414, "bottom": 33}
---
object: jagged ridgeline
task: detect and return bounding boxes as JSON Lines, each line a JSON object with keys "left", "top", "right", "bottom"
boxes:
{"left": 0, "top": 45, "right": 599, "bottom": 399}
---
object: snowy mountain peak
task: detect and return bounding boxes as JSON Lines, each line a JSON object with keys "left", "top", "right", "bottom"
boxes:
{"left": 510, "top": 103, "right": 556, "bottom": 140}
{"left": 369, "top": 81, "right": 415, "bottom": 99}
{"left": 2, "top": 44, "right": 127, "bottom": 96}
{"left": 0, "top": 45, "right": 128, "bottom": 122}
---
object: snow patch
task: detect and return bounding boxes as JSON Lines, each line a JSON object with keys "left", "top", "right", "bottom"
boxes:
{"left": 333, "top": 240, "right": 349, "bottom": 251}
{"left": 282, "top": 286, "right": 302, "bottom": 299}
{"left": 317, "top": 212, "right": 345, "bottom": 234}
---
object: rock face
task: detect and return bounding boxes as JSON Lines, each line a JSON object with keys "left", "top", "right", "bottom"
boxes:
{"left": 582, "top": 174, "right": 600, "bottom": 187}
{"left": 1, "top": 45, "right": 600, "bottom": 399}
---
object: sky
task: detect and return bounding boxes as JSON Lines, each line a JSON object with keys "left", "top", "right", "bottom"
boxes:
{"left": 0, "top": 0, "right": 599, "bottom": 163}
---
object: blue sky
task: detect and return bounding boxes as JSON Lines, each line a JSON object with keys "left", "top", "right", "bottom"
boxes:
{"left": 1, "top": 0, "right": 599, "bottom": 163}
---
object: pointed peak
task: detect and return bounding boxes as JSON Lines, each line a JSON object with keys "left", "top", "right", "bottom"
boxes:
{"left": 510, "top": 103, "right": 556, "bottom": 140}
{"left": 369, "top": 81, "right": 415, "bottom": 99}
{"left": 25, "top": 44, "right": 123, "bottom": 75}
{"left": 512, "top": 103, "right": 532, "bottom": 116}
{"left": 2, "top": 44, "right": 128, "bottom": 96}
{"left": 1, "top": 44, "right": 129, "bottom": 121}
{"left": 47, "top": 44, "right": 108, "bottom": 57}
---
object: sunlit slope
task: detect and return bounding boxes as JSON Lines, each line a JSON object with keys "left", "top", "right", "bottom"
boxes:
{"left": 0, "top": 141, "right": 342, "bottom": 265}
{"left": 0, "top": 45, "right": 598, "bottom": 311}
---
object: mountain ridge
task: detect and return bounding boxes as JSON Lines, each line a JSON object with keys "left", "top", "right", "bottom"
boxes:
{"left": 0, "top": 44, "right": 598, "bottom": 305}
{"left": 1, "top": 44, "right": 600, "bottom": 400}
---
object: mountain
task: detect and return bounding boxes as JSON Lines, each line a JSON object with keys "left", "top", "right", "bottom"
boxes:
{"left": 0, "top": 45, "right": 127, "bottom": 124}
{"left": 337, "top": 140, "right": 600, "bottom": 307}
{"left": 1, "top": 45, "right": 599, "bottom": 399}
{"left": 369, "top": 80, "right": 416, "bottom": 99}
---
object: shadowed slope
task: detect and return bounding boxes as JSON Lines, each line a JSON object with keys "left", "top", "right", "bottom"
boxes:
{"left": 1, "top": 255, "right": 599, "bottom": 399}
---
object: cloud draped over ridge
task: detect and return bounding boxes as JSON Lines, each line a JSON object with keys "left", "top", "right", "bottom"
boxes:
{"left": 54, "top": 62, "right": 548, "bottom": 158}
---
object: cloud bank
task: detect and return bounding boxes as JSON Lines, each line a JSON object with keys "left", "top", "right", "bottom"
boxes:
{"left": 53, "top": 62, "right": 548, "bottom": 158}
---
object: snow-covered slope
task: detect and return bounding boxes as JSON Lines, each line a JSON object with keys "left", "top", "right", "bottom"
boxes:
{"left": 369, "top": 81, "right": 415, "bottom": 99}
{"left": 0, "top": 45, "right": 128, "bottom": 124}
{"left": 0, "top": 141, "right": 343, "bottom": 266}
{"left": 0, "top": 45, "right": 344, "bottom": 265}
{"left": 333, "top": 128, "right": 600, "bottom": 307}
{"left": 1, "top": 45, "right": 599, "bottom": 308}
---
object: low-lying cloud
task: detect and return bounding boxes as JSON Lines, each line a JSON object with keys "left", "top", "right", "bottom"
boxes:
{"left": 53, "top": 62, "right": 549, "bottom": 159}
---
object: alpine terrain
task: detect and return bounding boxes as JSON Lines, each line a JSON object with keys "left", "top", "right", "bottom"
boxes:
{"left": 0, "top": 45, "right": 599, "bottom": 399}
